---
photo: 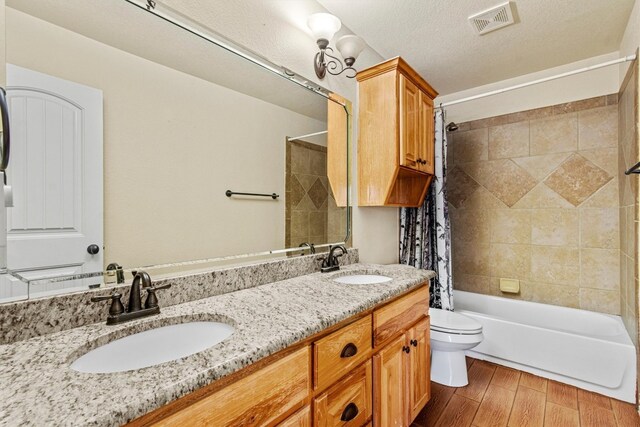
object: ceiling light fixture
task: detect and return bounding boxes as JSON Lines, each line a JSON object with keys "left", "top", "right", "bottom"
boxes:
{"left": 307, "top": 13, "right": 365, "bottom": 79}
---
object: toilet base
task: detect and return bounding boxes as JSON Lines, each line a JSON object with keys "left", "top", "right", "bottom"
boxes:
{"left": 431, "top": 349, "right": 469, "bottom": 387}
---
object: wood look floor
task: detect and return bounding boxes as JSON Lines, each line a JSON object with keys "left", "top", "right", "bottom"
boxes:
{"left": 412, "top": 358, "right": 640, "bottom": 427}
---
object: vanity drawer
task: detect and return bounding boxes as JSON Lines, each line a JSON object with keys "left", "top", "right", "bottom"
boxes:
{"left": 313, "top": 315, "right": 372, "bottom": 391}
{"left": 313, "top": 360, "right": 372, "bottom": 427}
{"left": 155, "top": 346, "right": 310, "bottom": 426}
{"left": 373, "top": 286, "right": 429, "bottom": 348}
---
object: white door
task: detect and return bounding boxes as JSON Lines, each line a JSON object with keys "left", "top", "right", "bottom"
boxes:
{"left": 6, "top": 64, "right": 103, "bottom": 295}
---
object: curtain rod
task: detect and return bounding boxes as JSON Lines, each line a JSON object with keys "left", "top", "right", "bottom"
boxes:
{"left": 436, "top": 54, "right": 637, "bottom": 109}
{"left": 287, "top": 130, "right": 328, "bottom": 142}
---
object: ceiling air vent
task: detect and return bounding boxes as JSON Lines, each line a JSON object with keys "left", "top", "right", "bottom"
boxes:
{"left": 468, "top": 1, "right": 516, "bottom": 35}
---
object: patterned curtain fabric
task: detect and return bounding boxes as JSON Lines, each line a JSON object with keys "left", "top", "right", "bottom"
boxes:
{"left": 399, "top": 109, "right": 453, "bottom": 310}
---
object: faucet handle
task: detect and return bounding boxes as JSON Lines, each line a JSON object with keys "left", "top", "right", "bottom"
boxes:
{"left": 91, "top": 292, "right": 125, "bottom": 316}
{"left": 144, "top": 284, "right": 171, "bottom": 309}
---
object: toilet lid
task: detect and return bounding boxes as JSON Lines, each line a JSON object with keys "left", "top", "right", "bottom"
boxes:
{"left": 430, "top": 308, "right": 482, "bottom": 334}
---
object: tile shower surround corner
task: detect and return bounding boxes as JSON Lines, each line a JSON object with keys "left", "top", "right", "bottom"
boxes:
{"left": 448, "top": 94, "right": 622, "bottom": 314}
{"left": 618, "top": 57, "right": 639, "bottom": 356}
{"left": 0, "top": 249, "right": 359, "bottom": 344}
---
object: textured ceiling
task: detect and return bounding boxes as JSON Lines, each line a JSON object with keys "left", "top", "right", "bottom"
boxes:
{"left": 317, "top": 0, "right": 636, "bottom": 94}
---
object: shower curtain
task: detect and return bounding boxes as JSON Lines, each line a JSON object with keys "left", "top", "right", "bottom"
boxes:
{"left": 399, "top": 109, "right": 453, "bottom": 310}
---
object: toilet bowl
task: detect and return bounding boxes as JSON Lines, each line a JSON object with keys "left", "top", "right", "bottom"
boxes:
{"left": 430, "top": 308, "right": 483, "bottom": 387}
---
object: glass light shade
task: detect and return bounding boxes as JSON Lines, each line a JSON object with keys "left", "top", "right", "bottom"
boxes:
{"left": 336, "top": 35, "right": 366, "bottom": 61}
{"left": 307, "top": 13, "right": 342, "bottom": 41}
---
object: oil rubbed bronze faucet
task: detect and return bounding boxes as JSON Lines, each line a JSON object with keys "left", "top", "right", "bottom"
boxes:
{"left": 91, "top": 270, "right": 171, "bottom": 325}
{"left": 321, "top": 245, "right": 348, "bottom": 273}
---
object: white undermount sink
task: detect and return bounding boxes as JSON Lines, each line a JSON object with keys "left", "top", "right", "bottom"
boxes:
{"left": 333, "top": 274, "right": 393, "bottom": 285}
{"left": 70, "top": 321, "right": 235, "bottom": 374}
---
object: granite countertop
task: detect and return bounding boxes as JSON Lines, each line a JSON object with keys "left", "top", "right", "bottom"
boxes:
{"left": 0, "top": 263, "right": 434, "bottom": 426}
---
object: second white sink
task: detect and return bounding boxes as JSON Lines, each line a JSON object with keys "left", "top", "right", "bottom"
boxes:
{"left": 70, "top": 321, "right": 235, "bottom": 374}
{"left": 334, "top": 274, "right": 392, "bottom": 285}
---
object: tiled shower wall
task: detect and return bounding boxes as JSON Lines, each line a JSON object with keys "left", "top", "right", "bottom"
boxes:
{"left": 618, "top": 58, "right": 639, "bottom": 346}
{"left": 448, "top": 94, "right": 621, "bottom": 314}
{"left": 285, "top": 140, "right": 347, "bottom": 249}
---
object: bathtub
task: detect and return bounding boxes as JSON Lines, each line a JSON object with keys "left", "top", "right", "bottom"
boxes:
{"left": 454, "top": 290, "right": 637, "bottom": 403}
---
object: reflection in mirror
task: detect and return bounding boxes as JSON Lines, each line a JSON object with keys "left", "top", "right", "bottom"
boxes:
{"left": 1, "top": 0, "right": 350, "bottom": 302}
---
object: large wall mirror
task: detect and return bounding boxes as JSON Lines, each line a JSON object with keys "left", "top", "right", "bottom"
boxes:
{"left": 0, "top": 0, "right": 350, "bottom": 302}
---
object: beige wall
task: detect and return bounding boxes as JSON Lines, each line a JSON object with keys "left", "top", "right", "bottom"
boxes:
{"left": 449, "top": 95, "right": 621, "bottom": 314}
{"left": 7, "top": 8, "right": 329, "bottom": 268}
{"left": 439, "top": 53, "right": 621, "bottom": 124}
{"left": 619, "top": 0, "right": 640, "bottom": 81}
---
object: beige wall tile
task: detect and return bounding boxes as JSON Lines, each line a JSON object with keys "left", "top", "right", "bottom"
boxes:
{"left": 512, "top": 153, "right": 571, "bottom": 182}
{"left": 453, "top": 128, "right": 488, "bottom": 163}
{"left": 580, "top": 248, "right": 620, "bottom": 291}
{"left": 578, "top": 105, "right": 618, "bottom": 150}
{"left": 581, "top": 180, "right": 619, "bottom": 208}
{"left": 491, "top": 209, "right": 531, "bottom": 244}
{"left": 451, "top": 209, "right": 491, "bottom": 243}
{"left": 454, "top": 242, "right": 492, "bottom": 276}
{"left": 490, "top": 243, "right": 530, "bottom": 280}
{"left": 626, "top": 254, "right": 635, "bottom": 305}
{"left": 453, "top": 274, "right": 492, "bottom": 294}
{"left": 447, "top": 166, "right": 481, "bottom": 208}
{"left": 456, "top": 186, "right": 509, "bottom": 210}
{"left": 512, "top": 183, "right": 574, "bottom": 209}
{"left": 579, "top": 147, "right": 618, "bottom": 176}
{"left": 488, "top": 121, "right": 530, "bottom": 160}
{"left": 531, "top": 209, "right": 579, "bottom": 246}
{"left": 464, "top": 159, "right": 537, "bottom": 207}
{"left": 544, "top": 154, "right": 612, "bottom": 207}
{"left": 530, "top": 246, "right": 579, "bottom": 286}
{"left": 625, "top": 205, "right": 636, "bottom": 256}
{"left": 580, "top": 208, "right": 619, "bottom": 249}
{"left": 522, "top": 282, "right": 579, "bottom": 308}
{"left": 579, "top": 288, "right": 620, "bottom": 314}
{"left": 530, "top": 113, "right": 578, "bottom": 155}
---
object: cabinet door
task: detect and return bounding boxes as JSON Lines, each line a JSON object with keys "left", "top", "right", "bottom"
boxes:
{"left": 279, "top": 405, "right": 311, "bottom": 427}
{"left": 418, "top": 92, "right": 434, "bottom": 175}
{"left": 373, "top": 335, "right": 407, "bottom": 427}
{"left": 407, "top": 317, "right": 431, "bottom": 422}
{"left": 399, "top": 75, "right": 420, "bottom": 171}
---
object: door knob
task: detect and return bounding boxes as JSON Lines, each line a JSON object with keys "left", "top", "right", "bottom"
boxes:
{"left": 87, "top": 244, "right": 100, "bottom": 255}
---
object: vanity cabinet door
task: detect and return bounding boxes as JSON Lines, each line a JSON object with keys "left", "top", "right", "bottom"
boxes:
{"left": 279, "top": 405, "right": 311, "bottom": 427}
{"left": 399, "top": 74, "right": 421, "bottom": 171}
{"left": 407, "top": 317, "right": 431, "bottom": 422}
{"left": 373, "top": 336, "right": 407, "bottom": 427}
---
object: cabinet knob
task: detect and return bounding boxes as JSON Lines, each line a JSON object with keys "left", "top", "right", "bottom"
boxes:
{"left": 340, "top": 342, "right": 358, "bottom": 358}
{"left": 87, "top": 244, "right": 100, "bottom": 255}
{"left": 410, "top": 339, "right": 418, "bottom": 347}
{"left": 340, "top": 402, "right": 359, "bottom": 422}
{"left": 402, "top": 345, "right": 410, "bottom": 354}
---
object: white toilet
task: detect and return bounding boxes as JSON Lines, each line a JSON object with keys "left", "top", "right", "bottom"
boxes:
{"left": 430, "top": 308, "right": 484, "bottom": 387}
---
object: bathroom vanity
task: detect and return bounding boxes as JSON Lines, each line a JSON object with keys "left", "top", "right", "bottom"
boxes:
{"left": 132, "top": 284, "right": 430, "bottom": 426}
{"left": 0, "top": 261, "right": 434, "bottom": 426}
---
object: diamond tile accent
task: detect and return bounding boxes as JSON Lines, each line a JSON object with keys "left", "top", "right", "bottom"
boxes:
{"left": 544, "top": 154, "right": 612, "bottom": 206}
{"left": 464, "top": 159, "right": 537, "bottom": 207}
{"left": 447, "top": 166, "right": 480, "bottom": 208}
{"left": 307, "top": 178, "right": 328, "bottom": 209}
{"left": 289, "top": 175, "right": 306, "bottom": 208}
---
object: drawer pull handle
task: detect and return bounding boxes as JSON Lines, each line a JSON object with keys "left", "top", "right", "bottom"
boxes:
{"left": 403, "top": 345, "right": 410, "bottom": 354}
{"left": 410, "top": 339, "right": 418, "bottom": 347}
{"left": 340, "top": 402, "right": 359, "bottom": 422}
{"left": 340, "top": 343, "right": 358, "bottom": 358}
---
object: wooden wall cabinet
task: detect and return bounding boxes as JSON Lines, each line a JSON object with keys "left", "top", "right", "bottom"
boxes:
{"left": 357, "top": 57, "right": 438, "bottom": 207}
